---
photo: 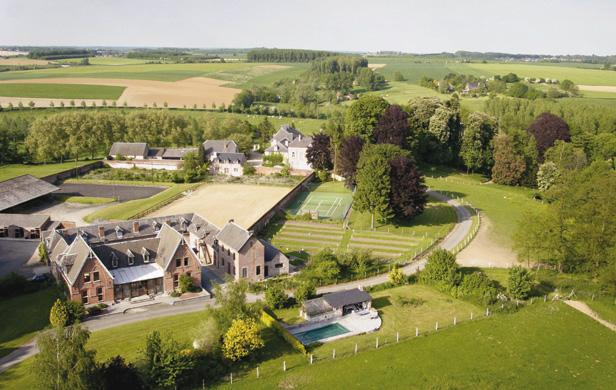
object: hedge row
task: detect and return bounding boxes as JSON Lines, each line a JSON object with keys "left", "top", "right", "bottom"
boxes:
{"left": 260, "top": 309, "right": 307, "bottom": 355}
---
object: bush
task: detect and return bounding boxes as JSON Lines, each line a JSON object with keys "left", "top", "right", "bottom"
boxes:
{"left": 263, "top": 153, "right": 284, "bottom": 167}
{"left": 457, "top": 271, "right": 499, "bottom": 305}
{"left": 222, "top": 318, "right": 264, "bottom": 361}
{"left": 169, "top": 290, "right": 181, "bottom": 298}
{"left": 419, "top": 249, "right": 460, "bottom": 289}
{"left": 243, "top": 164, "right": 256, "bottom": 176}
{"left": 294, "top": 282, "right": 316, "bottom": 303}
{"left": 388, "top": 265, "right": 406, "bottom": 286}
{"left": 316, "top": 169, "right": 329, "bottom": 182}
{"left": 508, "top": 266, "right": 534, "bottom": 299}
{"left": 265, "top": 284, "right": 288, "bottom": 309}
{"left": 98, "top": 356, "right": 144, "bottom": 390}
{"left": 179, "top": 274, "right": 198, "bottom": 294}
{"left": 65, "top": 300, "right": 86, "bottom": 324}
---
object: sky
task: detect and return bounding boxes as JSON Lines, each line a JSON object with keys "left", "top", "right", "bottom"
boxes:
{"left": 1, "top": 0, "right": 615, "bottom": 55}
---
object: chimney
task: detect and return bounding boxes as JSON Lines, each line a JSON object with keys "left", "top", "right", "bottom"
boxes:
{"left": 98, "top": 226, "right": 105, "bottom": 239}
{"left": 228, "top": 219, "right": 234, "bottom": 224}
{"left": 132, "top": 221, "right": 139, "bottom": 233}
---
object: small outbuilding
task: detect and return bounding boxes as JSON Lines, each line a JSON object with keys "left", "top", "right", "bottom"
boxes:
{"left": 301, "top": 288, "right": 372, "bottom": 322}
{"left": 0, "top": 175, "right": 59, "bottom": 212}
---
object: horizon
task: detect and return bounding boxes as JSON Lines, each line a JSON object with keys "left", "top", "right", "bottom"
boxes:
{"left": 2, "top": 0, "right": 615, "bottom": 56}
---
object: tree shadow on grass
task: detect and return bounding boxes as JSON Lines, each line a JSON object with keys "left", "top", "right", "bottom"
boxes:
{"left": 372, "top": 296, "right": 391, "bottom": 310}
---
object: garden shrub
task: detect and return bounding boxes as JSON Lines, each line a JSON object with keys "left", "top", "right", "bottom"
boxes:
{"left": 419, "top": 249, "right": 461, "bottom": 291}
{"left": 508, "top": 266, "right": 534, "bottom": 299}
{"left": 264, "top": 284, "right": 289, "bottom": 309}
{"left": 261, "top": 309, "right": 307, "bottom": 355}
{"left": 179, "top": 274, "right": 198, "bottom": 294}
{"left": 294, "top": 282, "right": 316, "bottom": 303}
{"left": 457, "top": 271, "right": 499, "bottom": 305}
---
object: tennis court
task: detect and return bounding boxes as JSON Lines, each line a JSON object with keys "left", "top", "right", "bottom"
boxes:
{"left": 286, "top": 182, "right": 353, "bottom": 220}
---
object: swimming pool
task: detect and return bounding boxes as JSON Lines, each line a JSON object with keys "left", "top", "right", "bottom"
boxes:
{"left": 294, "top": 323, "right": 350, "bottom": 344}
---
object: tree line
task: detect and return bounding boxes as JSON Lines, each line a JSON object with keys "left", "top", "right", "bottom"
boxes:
{"left": 246, "top": 48, "right": 338, "bottom": 63}
{"left": 1, "top": 110, "right": 279, "bottom": 164}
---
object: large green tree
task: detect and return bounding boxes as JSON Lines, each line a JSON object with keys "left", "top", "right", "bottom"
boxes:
{"left": 460, "top": 112, "right": 498, "bottom": 173}
{"left": 354, "top": 149, "right": 393, "bottom": 229}
{"left": 344, "top": 95, "right": 389, "bottom": 142}
{"left": 491, "top": 133, "right": 526, "bottom": 185}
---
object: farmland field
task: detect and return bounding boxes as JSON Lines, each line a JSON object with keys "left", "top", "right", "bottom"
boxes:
{"left": 0, "top": 83, "right": 125, "bottom": 99}
{"left": 0, "top": 161, "right": 100, "bottom": 182}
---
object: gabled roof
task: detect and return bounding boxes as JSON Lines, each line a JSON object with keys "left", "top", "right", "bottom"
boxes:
{"left": 109, "top": 142, "right": 148, "bottom": 157}
{"left": 288, "top": 136, "right": 313, "bottom": 148}
{"left": 0, "top": 213, "right": 50, "bottom": 228}
{"left": 202, "top": 140, "right": 238, "bottom": 155}
{"left": 162, "top": 147, "right": 198, "bottom": 159}
{"left": 260, "top": 239, "right": 289, "bottom": 263}
{"left": 0, "top": 175, "right": 59, "bottom": 212}
{"left": 322, "top": 288, "right": 371, "bottom": 308}
{"left": 155, "top": 223, "right": 184, "bottom": 270}
{"left": 92, "top": 237, "right": 160, "bottom": 269}
{"left": 216, "top": 221, "right": 252, "bottom": 252}
{"left": 64, "top": 235, "right": 113, "bottom": 285}
{"left": 215, "top": 153, "right": 246, "bottom": 164}
{"left": 273, "top": 125, "right": 303, "bottom": 143}
{"left": 265, "top": 144, "right": 288, "bottom": 154}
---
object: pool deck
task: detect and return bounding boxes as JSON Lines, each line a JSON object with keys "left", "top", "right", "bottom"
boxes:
{"left": 286, "top": 309, "right": 382, "bottom": 344}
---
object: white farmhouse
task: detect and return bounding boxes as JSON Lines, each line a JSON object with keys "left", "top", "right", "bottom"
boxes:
{"left": 264, "top": 125, "right": 313, "bottom": 171}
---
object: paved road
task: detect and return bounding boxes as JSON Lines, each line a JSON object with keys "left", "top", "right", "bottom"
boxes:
{"left": 0, "top": 191, "right": 472, "bottom": 373}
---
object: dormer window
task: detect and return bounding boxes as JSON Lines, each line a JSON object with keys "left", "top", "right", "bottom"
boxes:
{"left": 111, "top": 253, "right": 118, "bottom": 268}
{"left": 142, "top": 248, "right": 150, "bottom": 263}
{"left": 127, "top": 250, "right": 135, "bottom": 265}
{"left": 152, "top": 221, "right": 160, "bottom": 231}
{"left": 115, "top": 226, "right": 123, "bottom": 239}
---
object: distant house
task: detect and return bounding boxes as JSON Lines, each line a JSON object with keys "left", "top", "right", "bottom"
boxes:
{"left": 202, "top": 140, "right": 246, "bottom": 176}
{"left": 0, "top": 213, "right": 56, "bottom": 239}
{"left": 0, "top": 175, "right": 59, "bottom": 212}
{"left": 107, "top": 142, "right": 198, "bottom": 171}
{"left": 301, "top": 288, "right": 372, "bottom": 322}
{"left": 265, "top": 125, "right": 313, "bottom": 171}
{"left": 462, "top": 82, "right": 480, "bottom": 95}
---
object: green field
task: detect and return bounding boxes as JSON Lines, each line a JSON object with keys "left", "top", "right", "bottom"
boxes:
{"left": 0, "top": 160, "right": 100, "bottom": 182}
{"left": 0, "top": 62, "right": 294, "bottom": 84}
{"left": 217, "top": 302, "right": 616, "bottom": 389}
{"left": 53, "top": 194, "right": 115, "bottom": 205}
{"left": 83, "top": 183, "right": 195, "bottom": 222}
{"left": 0, "top": 287, "right": 62, "bottom": 359}
{"left": 0, "top": 83, "right": 125, "bottom": 99}
{"left": 423, "top": 166, "right": 544, "bottom": 248}
{"left": 466, "top": 63, "right": 616, "bottom": 86}
{"left": 56, "top": 57, "right": 150, "bottom": 66}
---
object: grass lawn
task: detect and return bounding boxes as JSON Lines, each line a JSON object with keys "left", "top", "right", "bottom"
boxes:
{"left": 53, "top": 194, "right": 115, "bottom": 204}
{"left": 0, "top": 160, "right": 100, "bottom": 182}
{"left": 0, "top": 83, "right": 125, "bottom": 99}
{"left": 83, "top": 183, "right": 195, "bottom": 222}
{"left": 0, "top": 286, "right": 62, "bottom": 358}
{"left": 423, "top": 166, "right": 544, "bottom": 247}
{"left": 218, "top": 302, "right": 616, "bottom": 389}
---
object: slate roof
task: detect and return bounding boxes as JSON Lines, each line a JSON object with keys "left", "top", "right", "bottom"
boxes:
{"left": 92, "top": 237, "right": 160, "bottom": 269}
{"left": 202, "top": 140, "right": 238, "bottom": 156}
{"left": 109, "top": 142, "right": 148, "bottom": 158}
{"left": 288, "top": 135, "right": 313, "bottom": 148}
{"left": 64, "top": 235, "right": 100, "bottom": 285}
{"left": 0, "top": 175, "right": 59, "bottom": 212}
{"left": 272, "top": 125, "right": 302, "bottom": 143}
{"left": 265, "top": 144, "right": 288, "bottom": 153}
{"left": 155, "top": 223, "right": 184, "bottom": 270}
{"left": 162, "top": 147, "right": 199, "bottom": 159}
{"left": 216, "top": 222, "right": 252, "bottom": 251}
{"left": 0, "top": 213, "right": 50, "bottom": 228}
{"left": 215, "top": 153, "right": 246, "bottom": 164}
{"left": 260, "top": 239, "right": 289, "bottom": 263}
{"left": 323, "top": 288, "right": 372, "bottom": 308}
{"left": 147, "top": 148, "right": 166, "bottom": 158}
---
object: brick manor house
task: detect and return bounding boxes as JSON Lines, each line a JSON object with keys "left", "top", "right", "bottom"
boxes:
{"left": 44, "top": 213, "right": 289, "bottom": 305}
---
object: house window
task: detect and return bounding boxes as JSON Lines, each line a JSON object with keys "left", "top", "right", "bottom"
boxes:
{"left": 232, "top": 252, "right": 236, "bottom": 260}
{"left": 241, "top": 267, "right": 248, "bottom": 278}
{"left": 256, "top": 266, "right": 261, "bottom": 276}
{"left": 275, "top": 263, "right": 284, "bottom": 268}
{"left": 173, "top": 274, "right": 179, "bottom": 288}
{"left": 84, "top": 273, "right": 91, "bottom": 283}
{"left": 143, "top": 252, "right": 150, "bottom": 263}
{"left": 221, "top": 258, "right": 225, "bottom": 266}
{"left": 0, "top": 228, "right": 7, "bottom": 237}
{"left": 81, "top": 290, "right": 88, "bottom": 304}
{"left": 93, "top": 271, "right": 100, "bottom": 282}
{"left": 176, "top": 258, "right": 181, "bottom": 267}
{"left": 96, "top": 287, "right": 103, "bottom": 301}
{"left": 111, "top": 253, "right": 118, "bottom": 268}
{"left": 14, "top": 228, "right": 24, "bottom": 238}
{"left": 291, "top": 152, "right": 296, "bottom": 158}
{"left": 128, "top": 254, "right": 135, "bottom": 265}
{"left": 183, "top": 257, "right": 189, "bottom": 266}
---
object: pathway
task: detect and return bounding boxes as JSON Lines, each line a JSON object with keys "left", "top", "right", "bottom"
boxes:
{"left": 564, "top": 300, "right": 616, "bottom": 332}
{"left": 0, "top": 191, "right": 473, "bottom": 373}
